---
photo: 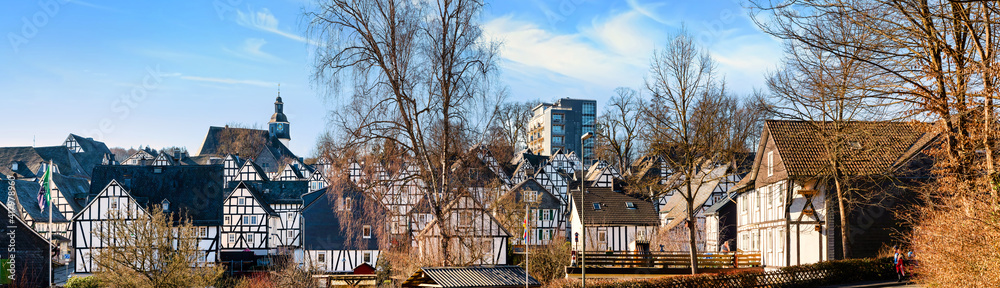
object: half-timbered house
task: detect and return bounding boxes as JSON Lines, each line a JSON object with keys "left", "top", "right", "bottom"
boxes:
{"left": 300, "top": 184, "right": 383, "bottom": 273}
{"left": 733, "top": 120, "right": 935, "bottom": 267}
{"left": 569, "top": 187, "right": 658, "bottom": 252}
{"left": 221, "top": 182, "right": 277, "bottom": 256}
{"left": 414, "top": 195, "right": 511, "bottom": 265}
{"left": 497, "top": 179, "right": 563, "bottom": 250}
{"left": 75, "top": 165, "right": 225, "bottom": 274}
{"left": 0, "top": 193, "right": 53, "bottom": 288}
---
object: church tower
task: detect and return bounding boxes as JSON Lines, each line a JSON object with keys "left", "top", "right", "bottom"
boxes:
{"left": 268, "top": 94, "right": 291, "bottom": 147}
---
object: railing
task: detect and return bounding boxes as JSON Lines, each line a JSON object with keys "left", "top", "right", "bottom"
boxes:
{"left": 574, "top": 251, "right": 761, "bottom": 269}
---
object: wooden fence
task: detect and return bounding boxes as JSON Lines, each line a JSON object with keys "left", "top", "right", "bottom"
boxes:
{"left": 575, "top": 251, "right": 761, "bottom": 268}
{"left": 566, "top": 252, "right": 762, "bottom": 277}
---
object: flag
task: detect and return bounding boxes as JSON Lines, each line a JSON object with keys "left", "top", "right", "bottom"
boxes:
{"left": 37, "top": 164, "right": 51, "bottom": 210}
{"left": 523, "top": 208, "right": 529, "bottom": 243}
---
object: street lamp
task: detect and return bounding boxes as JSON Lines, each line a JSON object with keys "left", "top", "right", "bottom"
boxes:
{"left": 580, "top": 131, "right": 592, "bottom": 288}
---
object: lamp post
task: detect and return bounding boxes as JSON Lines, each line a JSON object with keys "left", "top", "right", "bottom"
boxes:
{"left": 580, "top": 132, "right": 592, "bottom": 288}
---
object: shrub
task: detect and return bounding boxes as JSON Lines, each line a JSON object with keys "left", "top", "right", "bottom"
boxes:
{"left": 65, "top": 276, "right": 101, "bottom": 288}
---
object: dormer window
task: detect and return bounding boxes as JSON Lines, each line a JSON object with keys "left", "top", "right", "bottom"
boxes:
{"left": 593, "top": 203, "right": 602, "bottom": 210}
{"left": 625, "top": 202, "right": 636, "bottom": 209}
{"left": 9, "top": 162, "right": 17, "bottom": 171}
{"left": 363, "top": 225, "right": 372, "bottom": 238}
{"left": 161, "top": 199, "right": 170, "bottom": 212}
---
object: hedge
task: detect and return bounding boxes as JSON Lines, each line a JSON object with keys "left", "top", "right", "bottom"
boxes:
{"left": 65, "top": 276, "right": 101, "bottom": 288}
{"left": 547, "top": 257, "right": 894, "bottom": 288}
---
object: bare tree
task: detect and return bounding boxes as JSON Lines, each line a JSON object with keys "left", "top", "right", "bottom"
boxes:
{"left": 215, "top": 123, "right": 268, "bottom": 159}
{"left": 758, "top": 31, "right": 893, "bottom": 258}
{"left": 595, "top": 87, "right": 645, "bottom": 177}
{"left": 748, "top": 1, "right": 1000, "bottom": 283}
{"left": 491, "top": 100, "right": 541, "bottom": 164}
{"left": 93, "top": 206, "right": 223, "bottom": 287}
{"left": 642, "top": 29, "right": 748, "bottom": 274}
{"left": 306, "top": 0, "right": 502, "bottom": 267}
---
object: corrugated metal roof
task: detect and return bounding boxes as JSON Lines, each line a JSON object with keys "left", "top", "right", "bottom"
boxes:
{"left": 403, "top": 266, "right": 541, "bottom": 288}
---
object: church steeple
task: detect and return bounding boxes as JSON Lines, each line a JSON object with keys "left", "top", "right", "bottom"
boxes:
{"left": 268, "top": 87, "right": 290, "bottom": 146}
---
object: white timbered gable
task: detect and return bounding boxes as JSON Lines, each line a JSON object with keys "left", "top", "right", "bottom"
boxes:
{"left": 221, "top": 182, "right": 273, "bottom": 253}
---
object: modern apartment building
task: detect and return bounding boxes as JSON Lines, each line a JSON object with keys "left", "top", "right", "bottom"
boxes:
{"left": 527, "top": 98, "right": 597, "bottom": 165}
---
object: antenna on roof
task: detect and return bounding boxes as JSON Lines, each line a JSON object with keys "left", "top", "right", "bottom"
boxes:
{"left": 277, "top": 83, "right": 280, "bottom": 97}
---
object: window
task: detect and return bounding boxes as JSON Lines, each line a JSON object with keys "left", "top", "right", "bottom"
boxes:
{"left": 459, "top": 211, "right": 473, "bottom": 227}
{"left": 110, "top": 200, "right": 118, "bottom": 210}
{"left": 228, "top": 234, "right": 234, "bottom": 243}
{"left": 363, "top": 252, "right": 372, "bottom": 263}
{"left": 363, "top": 225, "right": 372, "bottom": 238}
{"left": 767, "top": 151, "right": 774, "bottom": 176}
{"left": 593, "top": 203, "right": 601, "bottom": 210}
{"left": 199, "top": 227, "right": 207, "bottom": 237}
{"left": 239, "top": 197, "right": 246, "bottom": 205}
{"left": 287, "top": 230, "right": 293, "bottom": 238}
{"left": 345, "top": 198, "right": 352, "bottom": 210}
{"left": 583, "top": 115, "right": 595, "bottom": 126}
{"left": 251, "top": 216, "right": 257, "bottom": 225}
{"left": 583, "top": 103, "right": 596, "bottom": 114}
{"left": 553, "top": 136, "right": 563, "bottom": 145}
{"left": 552, "top": 125, "right": 564, "bottom": 134}
{"left": 318, "top": 253, "right": 326, "bottom": 262}
{"left": 247, "top": 234, "right": 253, "bottom": 242}
{"left": 552, "top": 113, "right": 564, "bottom": 123}
{"left": 224, "top": 216, "right": 230, "bottom": 224}
{"left": 625, "top": 202, "right": 636, "bottom": 209}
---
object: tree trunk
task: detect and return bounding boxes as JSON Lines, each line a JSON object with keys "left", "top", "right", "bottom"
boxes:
{"left": 687, "top": 183, "right": 699, "bottom": 274}
{"left": 834, "top": 175, "right": 851, "bottom": 259}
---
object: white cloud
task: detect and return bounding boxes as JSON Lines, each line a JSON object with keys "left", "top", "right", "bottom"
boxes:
{"left": 236, "top": 8, "right": 320, "bottom": 46}
{"left": 484, "top": 1, "right": 782, "bottom": 103}
{"left": 224, "top": 38, "right": 284, "bottom": 63}
{"left": 179, "top": 75, "right": 276, "bottom": 88}
{"left": 483, "top": 15, "right": 645, "bottom": 93}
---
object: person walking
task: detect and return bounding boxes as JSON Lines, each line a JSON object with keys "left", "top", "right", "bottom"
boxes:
{"left": 893, "top": 246, "right": 906, "bottom": 282}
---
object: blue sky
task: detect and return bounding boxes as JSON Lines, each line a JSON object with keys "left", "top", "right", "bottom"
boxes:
{"left": 0, "top": 0, "right": 781, "bottom": 157}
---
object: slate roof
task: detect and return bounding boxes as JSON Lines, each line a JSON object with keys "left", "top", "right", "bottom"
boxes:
{"left": 0, "top": 146, "right": 87, "bottom": 179}
{"left": 51, "top": 173, "right": 90, "bottom": 212}
{"left": 705, "top": 193, "right": 734, "bottom": 215}
{"left": 765, "top": 120, "right": 931, "bottom": 177}
{"left": 0, "top": 179, "right": 69, "bottom": 223}
{"left": 401, "top": 266, "right": 541, "bottom": 288}
{"left": 301, "top": 184, "right": 383, "bottom": 250}
{"left": 197, "top": 126, "right": 270, "bottom": 157}
{"left": 197, "top": 127, "right": 301, "bottom": 166}
{"left": 502, "top": 179, "right": 561, "bottom": 210}
{"left": 241, "top": 180, "right": 309, "bottom": 205}
{"left": 67, "top": 134, "right": 113, "bottom": 177}
{"left": 88, "top": 165, "right": 225, "bottom": 224}
{"left": 570, "top": 187, "right": 658, "bottom": 226}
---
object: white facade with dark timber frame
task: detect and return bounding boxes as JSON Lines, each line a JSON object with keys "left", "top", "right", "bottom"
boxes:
{"left": 222, "top": 182, "right": 276, "bottom": 255}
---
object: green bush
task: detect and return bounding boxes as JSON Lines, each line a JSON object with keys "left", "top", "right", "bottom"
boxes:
{"left": 65, "top": 276, "right": 101, "bottom": 288}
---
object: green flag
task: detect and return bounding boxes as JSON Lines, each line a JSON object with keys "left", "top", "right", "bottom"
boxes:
{"left": 37, "top": 165, "right": 50, "bottom": 210}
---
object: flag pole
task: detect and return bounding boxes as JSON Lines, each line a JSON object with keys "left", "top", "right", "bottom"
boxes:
{"left": 47, "top": 160, "right": 53, "bottom": 288}
{"left": 525, "top": 197, "right": 528, "bottom": 288}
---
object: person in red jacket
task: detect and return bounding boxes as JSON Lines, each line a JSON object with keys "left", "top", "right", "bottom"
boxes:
{"left": 893, "top": 246, "right": 906, "bottom": 282}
